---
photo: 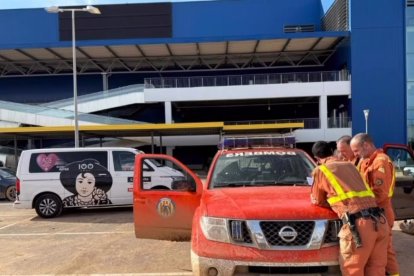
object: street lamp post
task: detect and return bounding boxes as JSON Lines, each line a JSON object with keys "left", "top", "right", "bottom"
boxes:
{"left": 363, "top": 109, "right": 370, "bottom": 134}
{"left": 45, "top": 6, "right": 101, "bottom": 148}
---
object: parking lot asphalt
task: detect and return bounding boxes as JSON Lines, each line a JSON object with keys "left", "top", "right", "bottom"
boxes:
{"left": 1, "top": 199, "right": 414, "bottom": 275}
{"left": 0, "top": 200, "right": 192, "bottom": 275}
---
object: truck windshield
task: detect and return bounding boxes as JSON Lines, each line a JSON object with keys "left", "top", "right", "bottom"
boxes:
{"left": 210, "top": 151, "right": 315, "bottom": 188}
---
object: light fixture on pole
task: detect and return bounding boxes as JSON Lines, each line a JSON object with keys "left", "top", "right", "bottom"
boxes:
{"left": 363, "top": 109, "right": 370, "bottom": 134}
{"left": 45, "top": 5, "right": 101, "bottom": 148}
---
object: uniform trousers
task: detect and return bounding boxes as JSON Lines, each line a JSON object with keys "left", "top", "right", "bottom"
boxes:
{"left": 338, "top": 217, "right": 389, "bottom": 276}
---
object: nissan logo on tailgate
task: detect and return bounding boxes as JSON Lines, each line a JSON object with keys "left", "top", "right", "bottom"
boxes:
{"left": 278, "top": 226, "right": 298, "bottom": 242}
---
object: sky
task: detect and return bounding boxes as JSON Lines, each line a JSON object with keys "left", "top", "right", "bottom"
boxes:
{"left": 0, "top": 0, "right": 335, "bottom": 12}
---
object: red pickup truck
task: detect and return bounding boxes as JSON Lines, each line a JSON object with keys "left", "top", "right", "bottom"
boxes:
{"left": 132, "top": 139, "right": 414, "bottom": 276}
{"left": 383, "top": 143, "right": 414, "bottom": 220}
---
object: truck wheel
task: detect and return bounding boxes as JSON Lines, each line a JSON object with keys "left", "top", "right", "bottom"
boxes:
{"left": 35, "top": 194, "right": 63, "bottom": 218}
{"left": 5, "top": 186, "right": 16, "bottom": 201}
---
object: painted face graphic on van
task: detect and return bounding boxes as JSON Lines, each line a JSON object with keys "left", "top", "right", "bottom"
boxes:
{"left": 76, "top": 172, "right": 96, "bottom": 197}
{"left": 60, "top": 159, "right": 113, "bottom": 207}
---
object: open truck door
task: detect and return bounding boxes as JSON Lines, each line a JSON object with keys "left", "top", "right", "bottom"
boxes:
{"left": 384, "top": 144, "right": 414, "bottom": 220}
{"left": 133, "top": 154, "right": 203, "bottom": 240}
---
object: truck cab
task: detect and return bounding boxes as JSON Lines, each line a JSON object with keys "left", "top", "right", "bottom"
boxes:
{"left": 383, "top": 143, "right": 414, "bottom": 220}
{"left": 133, "top": 136, "right": 342, "bottom": 276}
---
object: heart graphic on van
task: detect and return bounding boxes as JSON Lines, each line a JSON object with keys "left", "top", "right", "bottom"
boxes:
{"left": 36, "top": 153, "right": 59, "bottom": 172}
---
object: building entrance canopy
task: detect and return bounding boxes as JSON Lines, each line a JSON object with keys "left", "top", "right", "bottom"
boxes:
{"left": 0, "top": 121, "right": 304, "bottom": 140}
{"left": 0, "top": 34, "right": 348, "bottom": 77}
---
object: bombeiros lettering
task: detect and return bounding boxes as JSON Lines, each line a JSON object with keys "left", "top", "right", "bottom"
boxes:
{"left": 225, "top": 151, "right": 296, "bottom": 157}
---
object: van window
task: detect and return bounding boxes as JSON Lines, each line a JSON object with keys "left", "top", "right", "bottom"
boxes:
{"left": 143, "top": 161, "right": 153, "bottom": 171}
{"left": 29, "top": 151, "right": 108, "bottom": 173}
{"left": 113, "top": 151, "right": 136, "bottom": 171}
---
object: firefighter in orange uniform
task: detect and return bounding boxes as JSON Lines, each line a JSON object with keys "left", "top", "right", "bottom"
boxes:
{"left": 311, "top": 141, "right": 389, "bottom": 276}
{"left": 336, "top": 135, "right": 360, "bottom": 166}
{"left": 350, "top": 133, "right": 400, "bottom": 276}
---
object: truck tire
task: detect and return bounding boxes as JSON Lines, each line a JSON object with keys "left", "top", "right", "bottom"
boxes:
{"left": 5, "top": 185, "right": 16, "bottom": 201}
{"left": 35, "top": 194, "right": 63, "bottom": 218}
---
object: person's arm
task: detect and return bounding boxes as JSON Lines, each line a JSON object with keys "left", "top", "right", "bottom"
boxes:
{"left": 368, "top": 156, "right": 392, "bottom": 205}
{"left": 310, "top": 169, "right": 330, "bottom": 208}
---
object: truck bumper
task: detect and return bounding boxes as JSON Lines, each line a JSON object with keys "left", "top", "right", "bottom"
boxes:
{"left": 191, "top": 250, "right": 341, "bottom": 276}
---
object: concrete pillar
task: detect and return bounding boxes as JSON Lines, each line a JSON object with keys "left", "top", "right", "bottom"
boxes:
{"left": 27, "top": 138, "right": 34, "bottom": 149}
{"left": 102, "top": 73, "right": 109, "bottom": 92}
{"left": 14, "top": 136, "right": 18, "bottom": 170}
{"left": 320, "top": 95, "right": 328, "bottom": 137}
{"left": 164, "top": 101, "right": 172, "bottom": 123}
{"left": 166, "top": 146, "right": 174, "bottom": 156}
{"left": 151, "top": 132, "right": 154, "bottom": 153}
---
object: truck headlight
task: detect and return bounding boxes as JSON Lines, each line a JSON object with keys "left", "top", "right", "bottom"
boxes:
{"left": 200, "top": 216, "right": 230, "bottom": 243}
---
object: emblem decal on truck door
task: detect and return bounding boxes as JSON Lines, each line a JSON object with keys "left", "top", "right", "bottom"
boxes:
{"left": 157, "top": 197, "right": 175, "bottom": 217}
{"left": 60, "top": 159, "right": 113, "bottom": 207}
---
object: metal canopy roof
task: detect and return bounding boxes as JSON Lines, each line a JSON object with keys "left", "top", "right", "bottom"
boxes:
{"left": 0, "top": 121, "right": 304, "bottom": 140}
{"left": 0, "top": 36, "right": 346, "bottom": 77}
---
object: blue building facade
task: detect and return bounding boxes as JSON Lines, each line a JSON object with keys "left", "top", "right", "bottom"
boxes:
{"left": 406, "top": 1, "right": 414, "bottom": 146}
{"left": 350, "top": 0, "right": 407, "bottom": 145}
{"left": 0, "top": 0, "right": 411, "bottom": 150}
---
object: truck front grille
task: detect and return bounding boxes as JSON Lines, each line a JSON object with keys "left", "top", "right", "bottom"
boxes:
{"left": 230, "top": 220, "right": 253, "bottom": 243}
{"left": 228, "top": 219, "right": 340, "bottom": 249}
{"left": 323, "top": 219, "right": 342, "bottom": 244}
{"left": 260, "top": 221, "right": 315, "bottom": 246}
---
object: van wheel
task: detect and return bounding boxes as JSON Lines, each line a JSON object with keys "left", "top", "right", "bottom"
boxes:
{"left": 35, "top": 194, "right": 63, "bottom": 218}
{"left": 5, "top": 186, "right": 16, "bottom": 201}
{"left": 151, "top": 186, "right": 170, "bottom": 190}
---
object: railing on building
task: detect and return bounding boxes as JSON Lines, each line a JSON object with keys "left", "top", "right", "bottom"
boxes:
{"left": 0, "top": 100, "right": 140, "bottom": 125}
{"left": 223, "top": 117, "right": 352, "bottom": 130}
{"left": 144, "top": 70, "right": 349, "bottom": 89}
{"left": 225, "top": 119, "right": 305, "bottom": 126}
{"left": 328, "top": 116, "right": 352, "bottom": 128}
{"left": 44, "top": 84, "right": 145, "bottom": 108}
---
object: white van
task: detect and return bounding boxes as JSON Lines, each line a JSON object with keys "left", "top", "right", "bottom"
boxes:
{"left": 14, "top": 147, "right": 184, "bottom": 218}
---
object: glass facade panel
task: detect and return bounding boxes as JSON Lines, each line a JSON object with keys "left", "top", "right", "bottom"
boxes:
{"left": 408, "top": 82, "right": 414, "bottom": 145}
{"left": 408, "top": 55, "right": 414, "bottom": 81}
{"left": 408, "top": 27, "right": 414, "bottom": 52}
{"left": 407, "top": 7, "right": 414, "bottom": 145}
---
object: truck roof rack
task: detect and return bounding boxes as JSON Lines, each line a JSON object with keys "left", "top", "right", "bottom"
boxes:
{"left": 219, "top": 134, "right": 296, "bottom": 150}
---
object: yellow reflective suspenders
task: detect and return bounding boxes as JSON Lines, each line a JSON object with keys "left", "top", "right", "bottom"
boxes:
{"left": 319, "top": 165, "right": 375, "bottom": 205}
